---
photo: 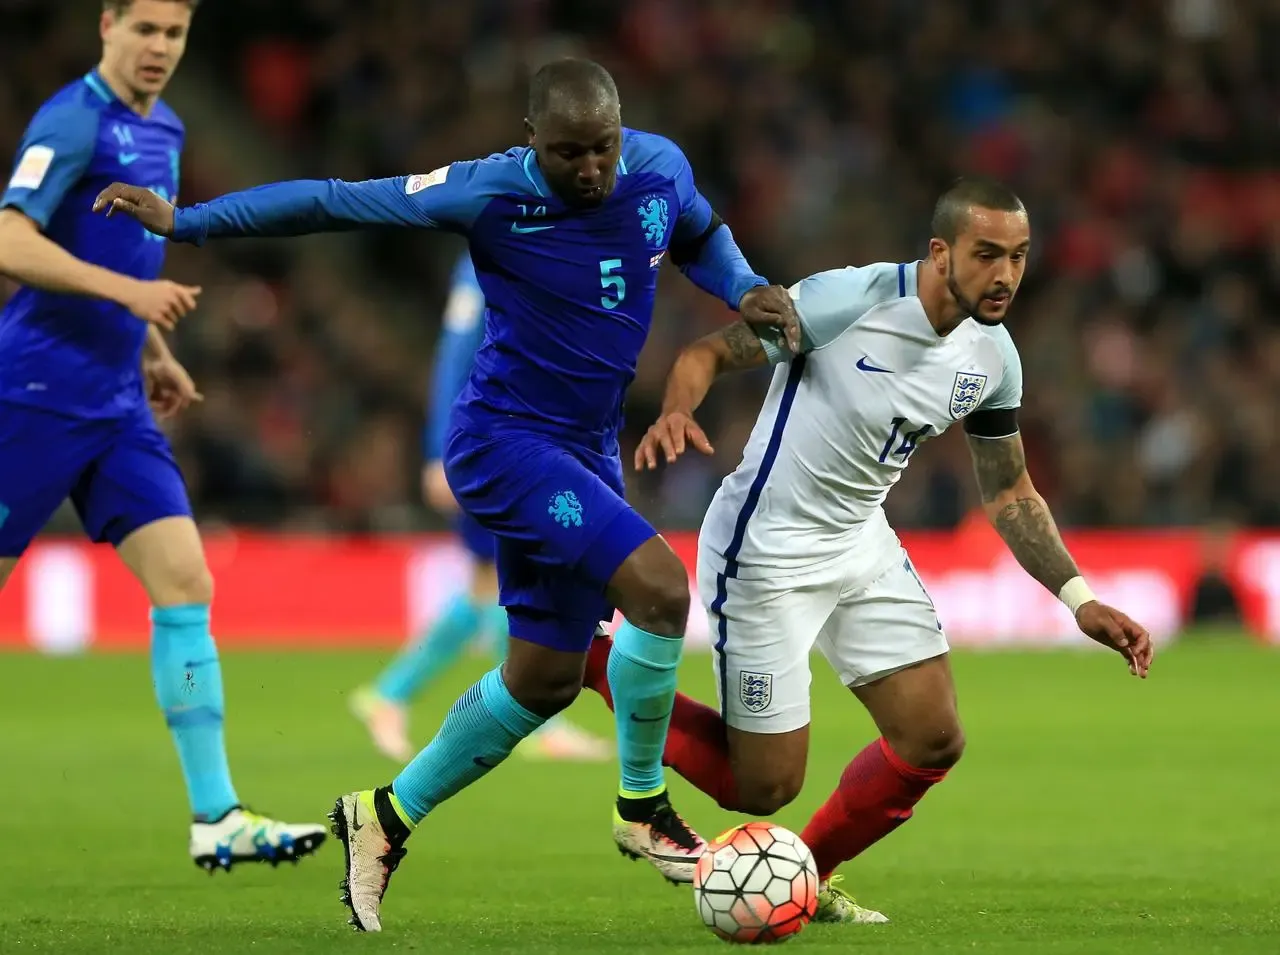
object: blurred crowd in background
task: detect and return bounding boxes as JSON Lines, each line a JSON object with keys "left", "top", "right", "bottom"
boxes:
{"left": 1, "top": 0, "right": 1278, "bottom": 534}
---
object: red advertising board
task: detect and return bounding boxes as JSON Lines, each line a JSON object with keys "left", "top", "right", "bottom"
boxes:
{"left": 0, "top": 528, "right": 1274, "bottom": 653}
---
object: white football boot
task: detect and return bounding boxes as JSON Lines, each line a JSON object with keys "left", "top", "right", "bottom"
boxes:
{"left": 814, "top": 875, "right": 890, "bottom": 923}
{"left": 612, "top": 790, "right": 706, "bottom": 884}
{"left": 330, "top": 791, "right": 409, "bottom": 932}
{"left": 190, "top": 807, "right": 327, "bottom": 872}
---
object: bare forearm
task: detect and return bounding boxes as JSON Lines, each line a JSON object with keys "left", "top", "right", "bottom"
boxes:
{"left": 660, "top": 346, "right": 719, "bottom": 415}
{"left": 0, "top": 212, "right": 135, "bottom": 304}
{"left": 986, "top": 490, "right": 1079, "bottom": 594}
{"left": 661, "top": 320, "right": 768, "bottom": 415}
{"left": 968, "top": 433, "right": 1080, "bottom": 596}
{"left": 144, "top": 325, "right": 171, "bottom": 361}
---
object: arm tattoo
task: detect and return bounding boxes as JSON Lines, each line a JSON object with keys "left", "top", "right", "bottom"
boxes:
{"left": 719, "top": 320, "right": 766, "bottom": 369}
{"left": 968, "top": 433, "right": 1026, "bottom": 503}
{"left": 968, "top": 434, "right": 1080, "bottom": 595}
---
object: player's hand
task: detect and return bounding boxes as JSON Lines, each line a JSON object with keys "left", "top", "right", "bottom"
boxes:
{"left": 1075, "top": 602, "right": 1153, "bottom": 678}
{"left": 93, "top": 182, "right": 176, "bottom": 237}
{"left": 422, "top": 462, "right": 459, "bottom": 514}
{"left": 121, "top": 279, "right": 202, "bottom": 330}
{"left": 739, "top": 284, "right": 801, "bottom": 354}
{"left": 144, "top": 355, "right": 203, "bottom": 419}
{"left": 635, "top": 411, "right": 714, "bottom": 471}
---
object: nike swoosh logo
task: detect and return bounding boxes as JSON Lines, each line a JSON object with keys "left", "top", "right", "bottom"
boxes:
{"left": 183, "top": 658, "right": 219, "bottom": 670}
{"left": 511, "top": 222, "right": 554, "bottom": 233}
{"left": 856, "top": 356, "right": 893, "bottom": 374}
{"left": 118, "top": 152, "right": 141, "bottom": 165}
{"left": 629, "top": 711, "right": 672, "bottom": 724}
{"left": 473, "top": 755, "right": 498, "bottom": 768}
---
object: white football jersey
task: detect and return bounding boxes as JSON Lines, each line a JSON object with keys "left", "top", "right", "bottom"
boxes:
{"left": 700, "top": 261, "right": 1023, "bottom": 579}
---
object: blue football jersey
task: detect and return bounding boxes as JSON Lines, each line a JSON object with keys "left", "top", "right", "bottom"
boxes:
{"left": 0, "top": 70, "right": 183, "bottom": 418}
{"left": 423, "top": 251, "right": 486, "bottom": 462}
{"left": 173, "top": 128, "right": 766, "bottom": 449}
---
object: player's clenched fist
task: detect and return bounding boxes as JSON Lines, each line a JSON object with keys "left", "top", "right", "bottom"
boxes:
{"left": 1075, "top": 602, "right": 1154, "bottom": 678}
{"left": 93, "top": 182, "right": 176, "bottom": 237}
{"left": 635, "top": 410, "right": 714, "bottom": 471}
{"left": 739, "top": 284, "right": 801, "bottom": 354}
{"left": 120, "top": 278, "right": 201, "bottom": 330}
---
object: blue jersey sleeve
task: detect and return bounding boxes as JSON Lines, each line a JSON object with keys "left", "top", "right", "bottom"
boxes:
{"left": 424, "top": 253, "right": 486, "bottom": 461}
{"left": 629, "top": 132, "right": 766, "bottom": 309}
{"left": 172, "top": 161, "right": 494, "bottom": 245}
{"left": 0, "top": 100, "right": 100, "bottom": 229}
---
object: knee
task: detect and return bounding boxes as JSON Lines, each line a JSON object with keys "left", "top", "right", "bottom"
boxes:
{"left": 502, "top": 663, "right": 582, "bottom": 720}
{"left": 891, "top": 724, "right": 966, "bottom": 771}
{"left": 734, "top": 772, "right": 804, "bottom": 817}
{"left": 151, "top": 557, "right": 214, "bottom": 607}
{"left": 621, "top": 558, "right": 690, "bottom": 636}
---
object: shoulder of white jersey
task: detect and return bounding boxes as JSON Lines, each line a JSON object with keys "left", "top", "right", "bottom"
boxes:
{"left": 618, "top": 127, "right": 688, "bottom": 179}
{"left": 974, "top": 322, "right": 1024, "bottom": 411}
{"left": 777, "top": 261, "right": 911, "bottom": 358}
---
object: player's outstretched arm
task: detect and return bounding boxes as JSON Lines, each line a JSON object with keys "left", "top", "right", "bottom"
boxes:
{"left": 966, "top": 431, "right": 1153, "bottom": 677}
{"left": 635, "top": 320, "right": 767, "bottom": 470}
{"left": 0, "top": 209, "right": 197, "bottom": 329}
{"left": 95, "top": 174, "right": 451, "bottom": 246}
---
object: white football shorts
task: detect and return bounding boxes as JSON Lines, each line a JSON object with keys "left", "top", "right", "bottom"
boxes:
{"left": 697, "top": 509, "right": 949, "bottom": 734}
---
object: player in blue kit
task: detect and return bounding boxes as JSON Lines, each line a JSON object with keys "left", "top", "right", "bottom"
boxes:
{"left": 96, "top": 57, "right": 800, "bottom": 931}
{"left": 0, "top": 0, "right": 326, "bottom": 871}
{"left": 351, "top": 249, "right": 612, "bottom": 764}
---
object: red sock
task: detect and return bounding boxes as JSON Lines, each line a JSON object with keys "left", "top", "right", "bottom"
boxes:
{"left": 801, "top": 737, "right": 948, "bottom": 879}
{"left": 584, "top": 631, "right": 740, "bottom": 809}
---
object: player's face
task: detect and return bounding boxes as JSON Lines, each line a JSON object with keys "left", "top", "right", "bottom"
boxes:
{"left": 527, "top": 112, "right": 623, "bottom": 207}
{"left": 100, "top": 1, "right": 192, "bottom": 101}
{"left": 935, "top": 207, "right": 1030, "bottom": 326}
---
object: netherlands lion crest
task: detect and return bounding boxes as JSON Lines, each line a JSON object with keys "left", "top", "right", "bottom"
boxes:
{"left": 547, "top": 490, "right": 584, "bottom": 528}
{"left": 637, "top": 196, "right": 669, "bottom": 248}
{"left": 739, "top": 671, "right": 772, "bottom": 713}
{"left": 949, "top": 371, "right": 988, "bottom": 419}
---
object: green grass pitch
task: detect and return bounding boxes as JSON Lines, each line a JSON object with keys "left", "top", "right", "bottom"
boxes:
{"left": 1, "top": 637, "right": 1278, "bottom": 953}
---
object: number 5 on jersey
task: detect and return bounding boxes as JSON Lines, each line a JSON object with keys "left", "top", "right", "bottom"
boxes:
{"left": 600, "top": 258, "right": 626, "bottom": 310}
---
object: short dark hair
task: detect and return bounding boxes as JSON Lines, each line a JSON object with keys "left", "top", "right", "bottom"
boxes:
{"left": 931, "top": 178, "right": 1026, "bottom": 243}
{"left": 527, "top": 58, "right": 619, "bottom": 124}
{"left": 103, "top": 0, "right": 199, "bottom": 13}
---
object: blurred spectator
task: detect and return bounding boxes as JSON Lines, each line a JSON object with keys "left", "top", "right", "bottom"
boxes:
{"left": 1, "top": 0, "right": 1277, "bottom": 533}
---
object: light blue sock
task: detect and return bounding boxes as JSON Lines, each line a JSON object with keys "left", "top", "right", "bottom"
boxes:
{"left": 476, "top": 605, "right": 558, "bottom": 734}
{"left": 392, "top": 666, "right": 544, "bottom": 823}
{"left": 151, "top": 604, "right": 239, "bottom": 821}
{"left": 607, "top": 620, "right": 684, "bottom": 796}
{"left": 375, "top": 594, "right": 482, "bottom": 704}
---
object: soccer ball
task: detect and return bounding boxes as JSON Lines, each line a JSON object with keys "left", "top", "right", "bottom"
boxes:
{"left": 692, "top": 822, "right": 819, "bottom": 944}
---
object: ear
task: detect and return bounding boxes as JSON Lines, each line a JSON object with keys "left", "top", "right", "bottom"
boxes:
{"left": 928, "top": 237, "right": 949, "bottom": 273}
{"left": 101, "top": 9, "right": 116, "bottom": 42}
{"left": 524, "top": 118, "right": 535, "bottom": 146}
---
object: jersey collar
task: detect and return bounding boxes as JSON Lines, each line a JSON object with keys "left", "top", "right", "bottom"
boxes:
{"left": 83, "top": 69, "right": 119, "bottom": 106}
{"left": 521, "top": 149, "right": 551, "bottom": 199}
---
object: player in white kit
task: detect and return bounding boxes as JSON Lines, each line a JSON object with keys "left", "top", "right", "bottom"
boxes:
{"left": 610, "top": 179, "right": 1154, "bottom": 922}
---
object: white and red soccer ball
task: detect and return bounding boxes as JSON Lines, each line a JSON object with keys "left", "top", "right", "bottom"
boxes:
{"left": 693, "top": 822, "right": 819, "bottom": 944}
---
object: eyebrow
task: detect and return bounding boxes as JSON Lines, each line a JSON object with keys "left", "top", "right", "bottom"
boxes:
{"left": 973, "top": 238, "right": 1031, "bottom": 252}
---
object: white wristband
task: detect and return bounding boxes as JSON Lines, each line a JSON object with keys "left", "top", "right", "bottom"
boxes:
{"left": 1058, "top": 576, "right": 1097, "bottom": 616}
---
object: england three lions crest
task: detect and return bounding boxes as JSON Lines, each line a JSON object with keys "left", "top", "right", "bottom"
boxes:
{"left": 949, "top": 371, "right": 988, "bottom": 419}
{"left": 739, "top": 671, "right": 772, "bottom": 713}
